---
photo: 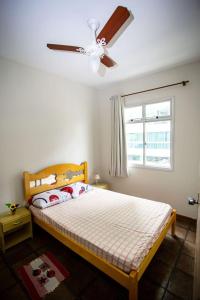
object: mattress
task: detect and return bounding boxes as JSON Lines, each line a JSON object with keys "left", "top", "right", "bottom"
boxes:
{"left": 30, "top": 188, "right": 172, "bottom": 273}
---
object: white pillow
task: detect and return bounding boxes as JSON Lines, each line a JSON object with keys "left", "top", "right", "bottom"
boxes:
{"left": 31, "top": 189, "right": 71, "bottom": 209}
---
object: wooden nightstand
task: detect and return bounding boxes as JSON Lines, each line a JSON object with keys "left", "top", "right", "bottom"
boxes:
{"left": 0, "top": 207, "right": 32, "bottom": 253}
{"left": 92, "top": 183, "right": 109, "bottom": 190}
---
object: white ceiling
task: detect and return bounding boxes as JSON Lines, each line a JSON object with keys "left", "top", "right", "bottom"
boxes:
{"left": 0, "top": 0, "right": 200, "bottom": 88}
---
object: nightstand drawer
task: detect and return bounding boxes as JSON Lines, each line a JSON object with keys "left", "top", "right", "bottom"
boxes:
{"left": 3, "top": 215, "right": 31, "bottom": 233}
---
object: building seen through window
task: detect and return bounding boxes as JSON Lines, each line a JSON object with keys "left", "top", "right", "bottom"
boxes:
{"left": 125, "top": 99, "right": 173, "bottom": 169}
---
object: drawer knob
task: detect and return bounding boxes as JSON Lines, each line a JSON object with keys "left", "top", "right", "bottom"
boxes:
{"left": 13, "top": 221, "right": 22, "bottom": 225}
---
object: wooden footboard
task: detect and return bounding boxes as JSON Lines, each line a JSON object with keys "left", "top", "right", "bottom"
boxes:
{"left": 32, "top": 209, "right": 176, "bottom": 300}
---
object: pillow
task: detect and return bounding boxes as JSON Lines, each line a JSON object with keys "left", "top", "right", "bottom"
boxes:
{"left": 60, "top": 182, "right": 92, "bottom": 199}
{"left": 31, "top": 189, "right": 71, "bottom": 209}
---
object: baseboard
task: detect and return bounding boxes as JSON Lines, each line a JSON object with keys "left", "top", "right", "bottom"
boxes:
{"left": 177, "top": 213, "right": 197, "bottom": 226}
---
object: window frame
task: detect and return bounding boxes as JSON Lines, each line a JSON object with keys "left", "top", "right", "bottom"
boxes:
{"left": 125, "top": 97, "right": 174, "bottom": 171}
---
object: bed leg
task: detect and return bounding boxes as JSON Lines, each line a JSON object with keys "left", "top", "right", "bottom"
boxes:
{"left": 129, "top": 271, "right": 138, "bottom": 300}
{"left": 171, "top": 210, "right": 176, "bottom": 237}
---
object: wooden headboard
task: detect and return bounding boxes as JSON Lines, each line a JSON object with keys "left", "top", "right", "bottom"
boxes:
{"left": 23, "top": 162, "right": 88, "bottom": 200}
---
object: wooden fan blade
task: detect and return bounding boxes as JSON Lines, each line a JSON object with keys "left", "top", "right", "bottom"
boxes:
{"left": 47, "top": 44, "right": 84, "bottom": 52}
{"left": 101, "top": 55, "right": 116, "bottom": 67}
{"left": 97, "top": 6, "right": 130, "bottom": 44}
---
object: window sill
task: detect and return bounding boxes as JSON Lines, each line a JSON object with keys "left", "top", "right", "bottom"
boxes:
{"left": 128, "top": 163, "right": 173, "bottom": 172}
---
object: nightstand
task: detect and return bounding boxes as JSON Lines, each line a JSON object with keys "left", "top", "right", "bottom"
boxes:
{"left": 0, "top": 207, "right": 32, "bottom": 253}
{"left": 92, "top": 183, "right": 109, "bottom": 190}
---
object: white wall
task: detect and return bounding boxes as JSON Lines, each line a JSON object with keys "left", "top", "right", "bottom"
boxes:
{"left": 1, "top": 57, "right": 199, "bottom": 219}
{"left": 97, "top": 62, "right": 200, "bottom": 219}
{"left": 0, "top": 57, "right": 97, "bottom": 212}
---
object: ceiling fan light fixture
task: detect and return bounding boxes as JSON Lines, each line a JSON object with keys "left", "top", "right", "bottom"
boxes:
{"left": 90, "top": 55, "right": 100, "bottom": 73}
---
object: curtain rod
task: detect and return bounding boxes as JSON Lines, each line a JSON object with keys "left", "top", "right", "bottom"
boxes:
{"left": 121, "top": 80, "right": 189, "bottom": 98}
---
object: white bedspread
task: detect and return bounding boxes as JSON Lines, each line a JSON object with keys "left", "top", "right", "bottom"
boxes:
{"left": 30, "top": 188, "right": 172, "bottom": 273}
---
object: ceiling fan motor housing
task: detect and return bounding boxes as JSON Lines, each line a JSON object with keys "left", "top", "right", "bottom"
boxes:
{"left": 85, "top": 43, "right": 104, "bottom": 57}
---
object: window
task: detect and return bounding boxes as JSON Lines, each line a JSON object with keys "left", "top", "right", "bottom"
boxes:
{"left": 125, "top": 99, "right": 173, "bottom": 169}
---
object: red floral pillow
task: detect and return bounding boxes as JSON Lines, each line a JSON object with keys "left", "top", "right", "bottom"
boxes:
{"left": 60, "top": 186, "right": 73, "bottom": 195}
{"left": 60, "top": 182, "right": 92, "bottom": 199}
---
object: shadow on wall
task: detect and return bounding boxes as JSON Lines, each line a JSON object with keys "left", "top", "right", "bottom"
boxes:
{"left": 14, "top": 172, "right": 26, "bottom": 207}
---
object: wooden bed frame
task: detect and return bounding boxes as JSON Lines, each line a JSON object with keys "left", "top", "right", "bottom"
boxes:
{"left": 24, "top": 161, "right": 176, "bottom": 300}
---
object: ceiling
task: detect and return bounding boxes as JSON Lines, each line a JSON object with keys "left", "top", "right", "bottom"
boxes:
{"left": 0, "top": 0, "right": 200, "bottom": 88}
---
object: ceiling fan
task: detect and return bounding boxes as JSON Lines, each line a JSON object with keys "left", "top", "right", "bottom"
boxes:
{"left": 47, "top": 6, "right": 130, "bottom": 72}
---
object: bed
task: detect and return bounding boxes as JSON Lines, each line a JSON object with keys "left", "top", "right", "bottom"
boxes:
{"left": 24, "top": 161, "right": 176, "bottom": 300}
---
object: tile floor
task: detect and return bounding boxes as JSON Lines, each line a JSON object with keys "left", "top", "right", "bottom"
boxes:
{"left": 0, "top": 215, "right": 196, "bottom": 300}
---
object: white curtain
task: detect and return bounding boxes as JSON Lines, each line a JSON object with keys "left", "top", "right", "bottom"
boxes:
{"left": 110, "top": 95, "right": 128, "bottom": 177}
